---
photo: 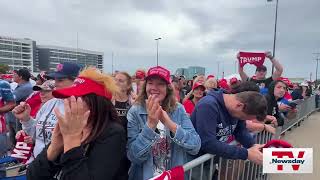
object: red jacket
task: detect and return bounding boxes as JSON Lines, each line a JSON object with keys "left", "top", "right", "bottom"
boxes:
{"left": 183, "top": 99, "right": 195, "bottom": 115}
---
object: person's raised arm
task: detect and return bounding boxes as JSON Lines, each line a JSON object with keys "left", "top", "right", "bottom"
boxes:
{"left": 265, "top": 51, "right": 283, "bottom": 80}
{"left": 238, "top": 53, "right": 249, "bottom": 81}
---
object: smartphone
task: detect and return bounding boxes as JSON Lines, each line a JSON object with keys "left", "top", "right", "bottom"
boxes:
{"left": 288, "top": 102, "right": 297, "bottom": 108}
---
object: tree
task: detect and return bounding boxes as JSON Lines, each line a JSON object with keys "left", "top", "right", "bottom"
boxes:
{"left": 0, "top": 64, "right": 10, "bottom": 74}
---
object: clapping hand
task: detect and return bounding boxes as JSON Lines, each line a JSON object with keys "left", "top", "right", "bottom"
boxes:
{"left": 146, "top": 95, "right": 162, "bottom": 130}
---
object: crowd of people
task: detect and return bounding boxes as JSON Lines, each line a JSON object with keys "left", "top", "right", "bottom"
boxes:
{"left": 0, "top": 51, "right": 319, "bottom": 180}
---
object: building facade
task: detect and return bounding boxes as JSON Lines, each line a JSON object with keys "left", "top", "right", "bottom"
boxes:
{"left": 187, "top": 66, "right": 205, "bottom": 79}
{"left": 175, "top": 66, "right": 206, "bottom": 80}
{"left": 0, "top": 36, "right": 36, "bottom": 72}
{"left": 0, "top": 36, "right": 104, "bottom": 73}
{"left": 175, "top": 68, "right": 187, "bottom": 76}
{"left": 36, "top": 45, "right": 103, "bottom": 72}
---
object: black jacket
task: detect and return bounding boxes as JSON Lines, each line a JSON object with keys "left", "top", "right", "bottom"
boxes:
{"left": 27, "top": 122, "right": 127, "bottom": 180}
{"left": 264, "top": 82, "right": 284, "bottom": 126}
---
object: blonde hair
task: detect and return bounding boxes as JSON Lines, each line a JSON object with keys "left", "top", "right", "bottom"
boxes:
{"left": 116, "top": 72, "right": 133, "bottom": 95}
{"left": 79, "top": 67, "right": 119, "bottom": 96}
{"left": 194, "top": 75, "right": 205, "bottom": 84}
{"left": 205, "top": 78, "right": 217, "bottom": 90}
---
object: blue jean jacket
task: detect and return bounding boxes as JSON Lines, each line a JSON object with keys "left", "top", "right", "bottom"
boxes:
{"left": 127, "top": 103, "right": 201, "bottom": 180}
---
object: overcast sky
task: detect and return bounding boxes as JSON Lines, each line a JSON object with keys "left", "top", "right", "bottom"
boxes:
{"left": 1, "top": 0, "right": 319, "bottom": 79}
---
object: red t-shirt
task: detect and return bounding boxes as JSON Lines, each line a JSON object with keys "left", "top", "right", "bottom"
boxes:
{"left": 25, "top": 92, "right": 41, "bottom": 118}
{"left": 183, "top": 99, "right": 195, "bottom": 116}
{"left": 284, "top": 91, "right": 292, "bottom": 101}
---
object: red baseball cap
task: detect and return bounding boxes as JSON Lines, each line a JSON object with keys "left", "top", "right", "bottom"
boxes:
{"left": 278, "top": 77, "right": 292, "bottom": 88}
{"left": 218, "top": 79, "right": 229, "bottom": 90}
{"left": 135, "top": 70, "right": 146, "bottom": 80}
{"left": 1, "top": 74, "right": 13, "bottom": 79}
{"left": 52, "top": 77, "right": 112, "bottom": 100}
{"left": 263, "top": 139, "right": 293, "bottom": 148}
{"left": 192, "top": 82, "right": 205, "bottom": 91}
{"left": 146, "top": 66, "right": 171, "bottom": 84}
{"left": 230, "top": 77, "right": 238, "bottom": 85}
{"left": 207, "top": 75, "right": 215, "bottom": 79}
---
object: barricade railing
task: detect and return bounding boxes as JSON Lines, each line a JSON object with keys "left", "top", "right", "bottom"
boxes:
{"left": 281, "top": 95, "right": 319, "bottom": 134}
{"left": 183, "top": 130, "right": 273, "bottom": 180}
{"left": 173, "top": 95, "right": 319, "bottom": 180}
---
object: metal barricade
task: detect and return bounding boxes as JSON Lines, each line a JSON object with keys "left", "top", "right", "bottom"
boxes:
{"left": 151, "top": 96, "right": 319, "bottom": 180}
{"left": 183, "top": 131, "right": 274, "bottom": 180}
{"left": 281, "top": 95, "right": 318, "bottom": 134}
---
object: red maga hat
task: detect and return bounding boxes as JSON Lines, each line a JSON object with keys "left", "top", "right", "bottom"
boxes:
{"left": 230, "top": 77, "right": 238, "bottom": 85}
{"left": 146, "top": 66, "right": 171, "bottom": 84}
{"left": 207, "top": 75, "right": 215, "bottom": 79}
{"left": 192, "top": 82, "right": 205, "bottom": 91}
{"left": 263, "top": 139, "right": 293, "bottom": 149}
{"left": 135, "top": 70, "right": 146, "bottom": 79}
{"left": 52, "top": 77, "right": 112, "bottom": 100}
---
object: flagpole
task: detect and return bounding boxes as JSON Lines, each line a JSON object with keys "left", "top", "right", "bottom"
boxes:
{"left": 270, "top": 0, "right": 279, "bottom": 74}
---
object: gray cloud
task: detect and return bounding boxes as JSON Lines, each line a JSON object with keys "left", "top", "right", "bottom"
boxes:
{"left": 0, "top": 0, "right": 319, "bottom": 79}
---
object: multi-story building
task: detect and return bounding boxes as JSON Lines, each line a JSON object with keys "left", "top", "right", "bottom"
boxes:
{"left": 175, "top": 66, "right": 206, "bottom": 80}
{"left": 187, "top": 66, "right": 205, "bottom": 79}
{"left": 36, "top": 45, "right": 103, "bottom": 72}
{"left": 175, "top": 68, "right": 187, "bottom": 76}
{"left": 0, "top": 36, "right": 36, "bottom": 72}
{"left": 0, "top": 36, "right": 104, "bottom": 73}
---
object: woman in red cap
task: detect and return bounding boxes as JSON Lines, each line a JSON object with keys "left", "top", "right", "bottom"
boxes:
{"left": 26, "top": 67, "right": 127, "bottom": 180}
{"left": 182, "top": 75, "right": 206, "bottom": 103}
{"left": 183, "top": 82, "right": 206, "bottom": 116}
{"left": 127, "top": 66, "right": 201, "bottom": 180}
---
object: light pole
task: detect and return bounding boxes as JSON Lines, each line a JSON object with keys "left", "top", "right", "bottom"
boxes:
{"left": 217, "top": 61, "right": 220, "bottom": 79}
{"left": 314, "top": 53, "right": 320, "bottom": 87}
{"left": 316, "top": 59, "right": 319, "bottom": 87}
{"left": 222, "top": 61, "right": 225, "bottom": 78}
{"left": 268, "top": 0, "right": 279, "bottom": 74}
{"left": 111, "top": 52, "right": 114, "bottom": 75}
{"left": 76, "top": 32, "right": 79, "bottom": 62}
{"left": 155, "top": 38, "right": 161, "bottom": 66}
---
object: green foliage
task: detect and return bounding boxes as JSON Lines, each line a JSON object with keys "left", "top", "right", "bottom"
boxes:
{"left": 0, "top": 64, "right": 10, "bottom": 74}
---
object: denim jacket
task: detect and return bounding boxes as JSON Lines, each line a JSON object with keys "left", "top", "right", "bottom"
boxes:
{"left": 127, "top": 103, "right": 201, "bottom": 180}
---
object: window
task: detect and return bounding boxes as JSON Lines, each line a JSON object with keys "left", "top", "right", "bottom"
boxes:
{"left": 0, "top": 58, "right": 13, "bottom": 64}
{"left": 14, "top": 60, "right": 22, "bottom": 65}
{"left": 13, "top": 53, "right": 21, "bottom": 58}
{"left": 13, "top": 46, "right": 21, "bottom": 52}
